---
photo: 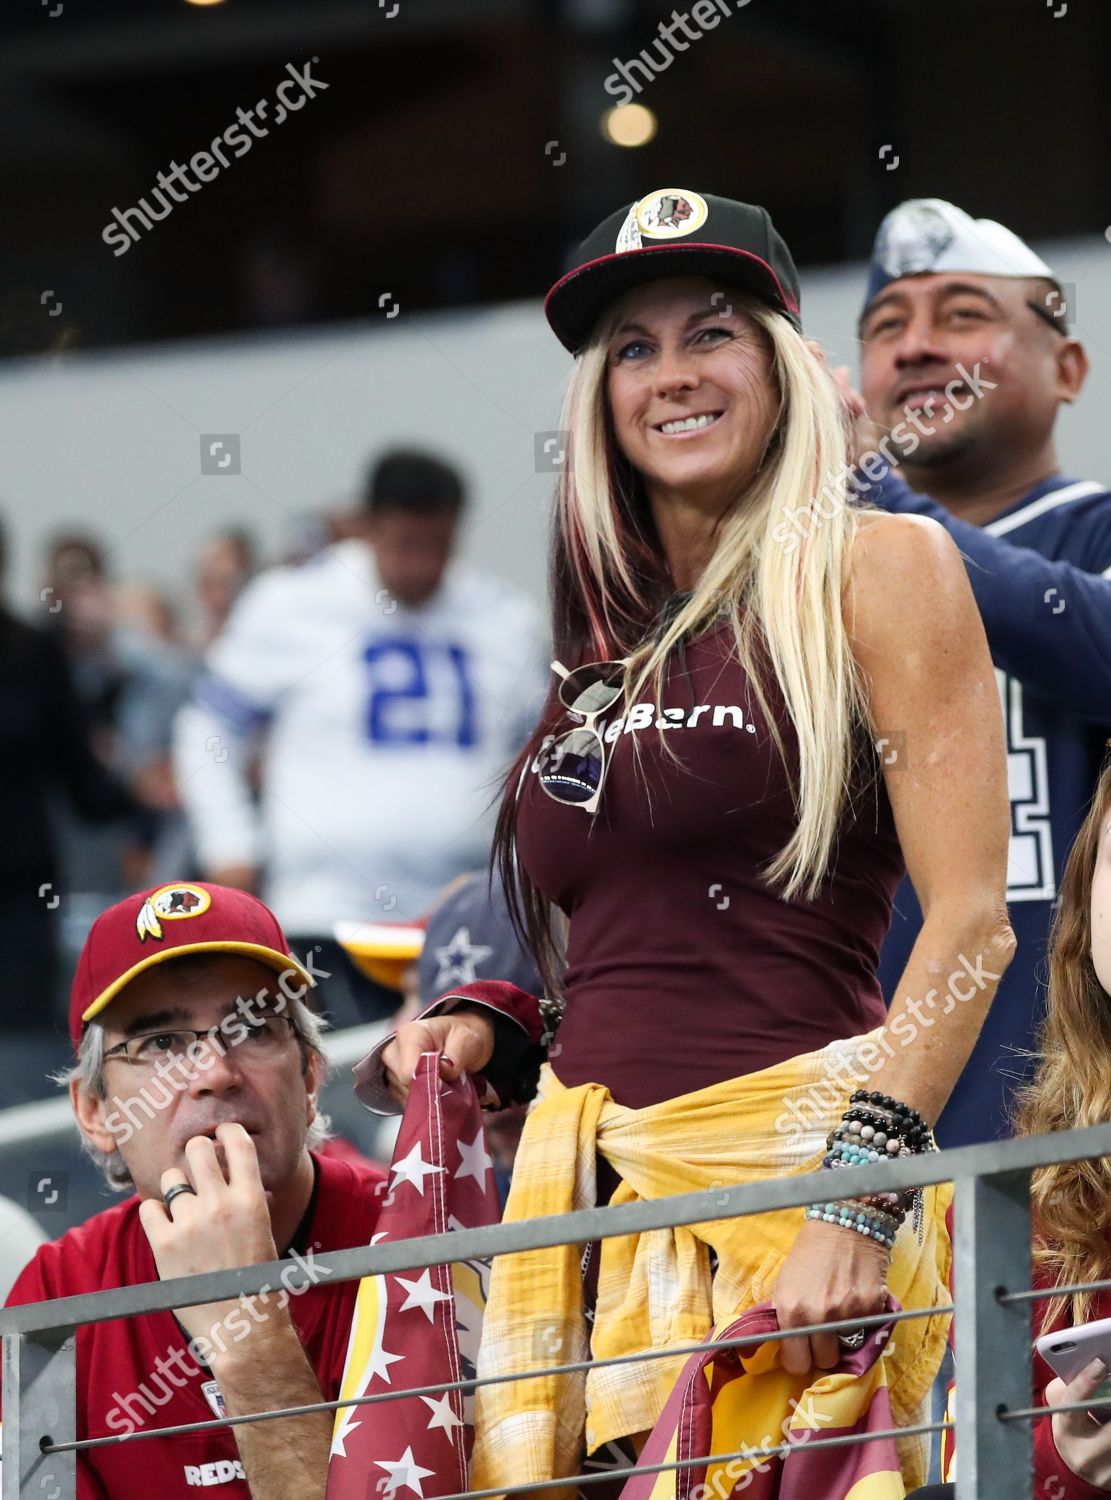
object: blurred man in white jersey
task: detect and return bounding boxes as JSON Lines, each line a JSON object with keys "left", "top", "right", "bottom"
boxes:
{"left": 174, "top": 449, "right": 548, "bottom": 1024}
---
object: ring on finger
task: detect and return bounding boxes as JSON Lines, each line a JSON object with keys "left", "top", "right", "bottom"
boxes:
{"left": 837, "top": 1329, "right": 866, "bottom": 1351}
{"left": 162, "top": 1181, "right": 198, "bottom": 1211}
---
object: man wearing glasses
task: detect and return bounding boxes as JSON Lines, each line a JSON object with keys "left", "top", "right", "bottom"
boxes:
{"left": 0, "top": 881, "right": 522, "bottom": 1498}
{"left": 844, "top": 198, "right": 1111, "bottom": 1147}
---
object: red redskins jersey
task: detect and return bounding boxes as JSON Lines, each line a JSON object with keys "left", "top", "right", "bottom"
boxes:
{"left": 2, "top": 1151, "right": 385, "bottom": 1497}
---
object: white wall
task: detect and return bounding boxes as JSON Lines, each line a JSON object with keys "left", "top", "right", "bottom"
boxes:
{"left": 3, "top": 232, "right": 1107, "bottom": 617}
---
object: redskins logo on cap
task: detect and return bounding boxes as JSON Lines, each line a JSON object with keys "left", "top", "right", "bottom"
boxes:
{"left": 614, "top": 188, "right": 709, "bottom": 253}
{"left": 135, "top": 883, "right": 211, "bottom": 943}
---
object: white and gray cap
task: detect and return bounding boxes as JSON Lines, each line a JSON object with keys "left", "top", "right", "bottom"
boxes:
{"left": 862, "top": 198, "right": 1065, "bottom": 329}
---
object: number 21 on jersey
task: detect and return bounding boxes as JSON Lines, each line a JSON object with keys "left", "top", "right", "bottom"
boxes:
{"left": 363, "top": 639, "right": 477, "bottom": 747}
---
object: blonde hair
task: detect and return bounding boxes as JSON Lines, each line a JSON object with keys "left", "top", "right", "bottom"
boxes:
{"left": 494, "top": 288, "right": 886, "bottom": 996}
{"left": 553, "top": 291, "right": 877, "bottom": 899}
{"left": 1014, "top": 760, "right": 1111, "bottom": 1330}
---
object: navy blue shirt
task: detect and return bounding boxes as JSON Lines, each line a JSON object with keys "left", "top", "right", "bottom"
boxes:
{"left": 870, "top": 470, "right": 1111, "bottom": 1145}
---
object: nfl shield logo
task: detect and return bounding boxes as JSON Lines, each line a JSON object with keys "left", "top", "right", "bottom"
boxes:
{"left": 201, "top": 1379, "right": 228, "bottom": 1420}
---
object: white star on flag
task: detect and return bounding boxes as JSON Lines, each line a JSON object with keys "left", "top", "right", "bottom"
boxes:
{"left": 419, "top": 1392, "right": 466, "bottom": 1439}
{"left": 374, "top": 1445, "right": 437, "bottom": 1498}
{"left": 366, "top": 1342, "right": 406, "bottom": 1384}
{"left": 432, "top": 925, "right": 494, "bottom": 988}
{"left": 454, "top": 1130, "right": 494, "bottom": 1188}
{"left": 329, "top": 1420, "right": 359, "bottom": 1458}
{"left": 394, "top": 1268, "right": 453, "bottom": 1323}
{"left": 390, "top": 1142, "right": 445, "bottom": 1197}
{"left": 325, "top": 1052, "right": 502, "bottom": 1500}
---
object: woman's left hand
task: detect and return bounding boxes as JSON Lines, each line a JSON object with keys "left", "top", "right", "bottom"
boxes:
{"left": 771, "top": 1217, "right": 891, "bottom": 1375}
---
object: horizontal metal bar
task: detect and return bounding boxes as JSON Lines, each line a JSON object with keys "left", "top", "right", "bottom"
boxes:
{"left": 46, "top": 1298, "right": 951, "bottom": 1455}
{"left": 63, "top": 1414, "right": 954, "bottom": 1500}
{"left": 999, "top": 1274, "right": 1111, "bottom": 1305}
{"left": 1000, "top": 1393, "right": 1111, "bottom": 1423}
{"left": 10, "top": 1120, "right": 1111, "bottom": 1338}
{"left": 427, "top": 1418, "right": 954, "bottom": 1500}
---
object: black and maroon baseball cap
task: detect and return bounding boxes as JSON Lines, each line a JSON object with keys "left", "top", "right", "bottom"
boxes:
{"left": 544, "top": 188, "right": 802, "bottom": 355}
{"left": 69, "top": 881, "right": 315, "bottom": 1053}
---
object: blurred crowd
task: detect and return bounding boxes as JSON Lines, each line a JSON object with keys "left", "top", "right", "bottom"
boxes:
{"left": 0, "top": 519, "right": 260, "bottom": 1033}
{"left": 0, "top": 447, "right": 547, "bottom": 1049}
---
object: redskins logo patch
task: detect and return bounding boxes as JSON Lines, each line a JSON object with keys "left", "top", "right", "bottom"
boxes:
{"left": 135, "top": 883, "right": 211, "bottom": 943}
{"left": 615, "top": 188, "right": 709, "bottom": 253}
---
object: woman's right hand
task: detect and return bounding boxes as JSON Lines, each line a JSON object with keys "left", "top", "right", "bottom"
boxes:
{"left": 379, "top": 1011, "right": 496, "bottom": 1110}
{"left": 1046, "top": 1359, "right": 1111, "bottom": 1489}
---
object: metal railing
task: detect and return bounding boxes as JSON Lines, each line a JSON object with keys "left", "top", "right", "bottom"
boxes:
{"left": 6, "top": 1121, "right": 1111, "bottom": 1500}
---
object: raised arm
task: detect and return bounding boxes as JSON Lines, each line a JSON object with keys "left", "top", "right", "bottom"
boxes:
{"left": 352, "top": 980, "right": 548, "bottom": 1115}
{"left": 845, "top": 511, "right": 1016, "bottom": 1122}
{"left": 864, "top": 466, "right": 1111, "bottom": 721}
{"left": 773, "top": 513, "right": 1016, "bottom": 1374}
{"left": 138, "top": 1125, "right": 331, "bottom": 1500}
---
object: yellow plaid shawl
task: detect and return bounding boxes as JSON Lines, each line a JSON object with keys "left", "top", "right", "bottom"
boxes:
{"left": 470, "top": 1031, "right": 953, "bottom": 1497}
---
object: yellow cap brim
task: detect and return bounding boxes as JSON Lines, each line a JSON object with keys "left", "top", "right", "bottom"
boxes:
{"left": 333, "top": 920, "right": 425, "bottom": 992}
{"left": 81, "top": 942, "right": 316, "bottom": 1025}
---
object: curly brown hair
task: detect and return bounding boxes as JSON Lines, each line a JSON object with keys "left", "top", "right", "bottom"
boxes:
{"left": 1014, "top": 752, "right": 1111, "bottom": 1330}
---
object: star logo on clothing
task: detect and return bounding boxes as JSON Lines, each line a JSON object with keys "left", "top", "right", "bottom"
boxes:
{"left": 431, "top": 926, "right": 494, "bottom": 988}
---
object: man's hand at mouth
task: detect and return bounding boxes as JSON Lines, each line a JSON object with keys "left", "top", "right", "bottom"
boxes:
{"left": 139, "top": 1121, "right": 334, "bottom": 1499}
{"left": 139, "top": 1121, "right": 281, "bottom": 1350}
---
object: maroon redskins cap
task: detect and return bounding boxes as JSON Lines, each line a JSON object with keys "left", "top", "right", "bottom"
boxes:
{"left": 69, "top": 881, "right": 315, "bottom": 1053}
{"left": 544, "top": 188, "right": 802, "bottom": 355}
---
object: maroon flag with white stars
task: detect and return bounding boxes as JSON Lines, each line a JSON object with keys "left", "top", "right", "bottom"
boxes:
{"left": 325, "top": 1052, "right": 500, "bottom": 1500}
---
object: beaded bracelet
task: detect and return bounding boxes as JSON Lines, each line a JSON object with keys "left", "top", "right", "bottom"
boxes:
{"left": 838, "top": 1195, "right": 902, "bottom": 1233}
{"left": 853, "top": 1097, "right": 934, "bottom": 1224}
{"left": 818, "top": 1091, "right": 937, "bottom": 1234}
{"left": 826, "top": 1137, "right": 890, "bottom": 1167}
{"left": 815, "top": 1152, "right": 899, "bottom": 1200}
{"left": 804, "top": 1200, "right": 896, "bottom": 1250}
{"left": 820, "top": 1160, "right": 908, "bottom": 1215}
{"left": 846, "top": 1090, "right": 935, "bottom": 1153}
{"left": 855, "top": 1189, "right": 907, "bottom": 1222}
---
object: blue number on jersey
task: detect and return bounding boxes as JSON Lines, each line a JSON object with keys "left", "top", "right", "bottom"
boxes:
{"left": 363, "top": 640, "right": 477, "bottom": 747}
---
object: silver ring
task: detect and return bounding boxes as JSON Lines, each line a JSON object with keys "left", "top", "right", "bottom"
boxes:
{"left": 162, "top": 1182, "right": 198, "bottom": 1211}
{"left": 837, "top": 1329, "right": 866, "bottom": 1351}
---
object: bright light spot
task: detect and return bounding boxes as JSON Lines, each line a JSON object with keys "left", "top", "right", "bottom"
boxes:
{"left": 602, "top": 104, "right": 657, "bottom": 149}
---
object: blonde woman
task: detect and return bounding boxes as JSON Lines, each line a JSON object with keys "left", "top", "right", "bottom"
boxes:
{"left": 375, "top": 190, "right": 1015, "bottom": 1493}
{"left": 1016, "top": 753, "right": 1111, "bottom": 1497}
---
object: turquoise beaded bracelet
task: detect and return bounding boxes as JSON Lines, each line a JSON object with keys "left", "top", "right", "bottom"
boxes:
{"left": 804, "top": 1200, "right": 896, "bottom": 1250}
{"left": 828, "top": 1140, "right": 887, "bottom": 1166}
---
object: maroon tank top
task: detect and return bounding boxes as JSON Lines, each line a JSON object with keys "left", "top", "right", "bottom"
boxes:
{"left": 515, "top": 617, "right": 906, "bottom": 1109}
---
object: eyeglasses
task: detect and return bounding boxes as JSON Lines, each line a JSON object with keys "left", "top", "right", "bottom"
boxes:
{"left": 535, "top": 658, "right": 631, "bottom": 816}
{"left": 103, "top": 1015, "right": 298, "bottom": 1068}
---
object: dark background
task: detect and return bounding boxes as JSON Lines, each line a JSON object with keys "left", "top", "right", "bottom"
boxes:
{"left": 2, "top": 0, "right": 1106, "bottom": 358}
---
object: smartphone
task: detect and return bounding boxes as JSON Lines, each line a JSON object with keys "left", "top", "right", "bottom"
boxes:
{"left": 1037, "top": 1317, "right": 1111, "bottom": 1421}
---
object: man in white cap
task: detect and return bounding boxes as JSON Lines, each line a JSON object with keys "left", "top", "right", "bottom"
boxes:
{"left": 851, "top": 198, "right": 1111, "bottom": 1146}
